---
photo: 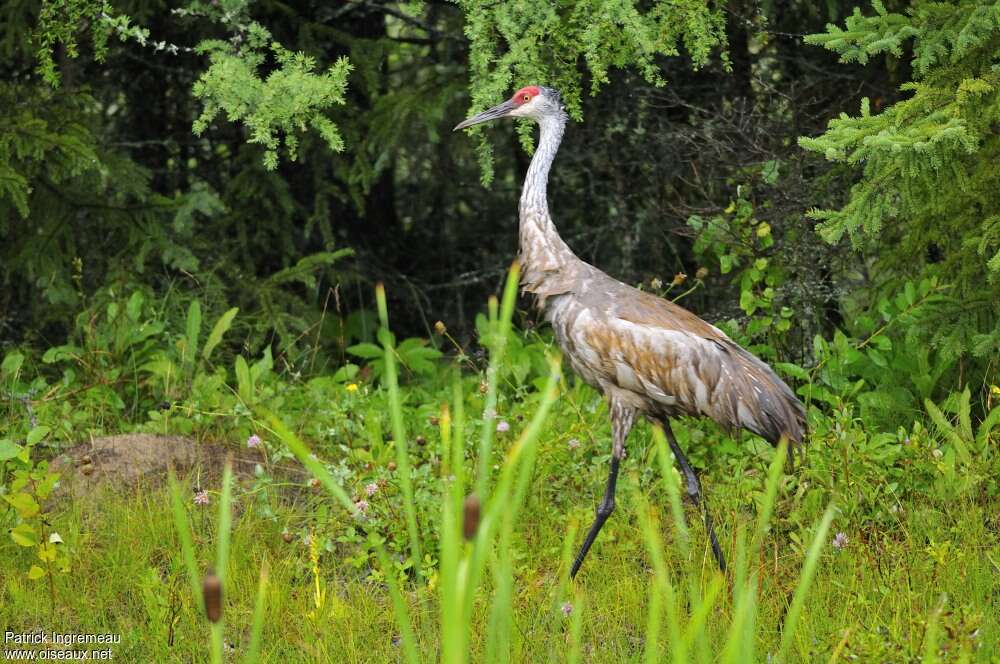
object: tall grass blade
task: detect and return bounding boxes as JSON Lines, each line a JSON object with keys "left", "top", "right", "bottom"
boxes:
{"left": 482, "top": 548, "right": 513, "bottom": 664}
{"left": 462, "top": 354, "right": 560, "bottom": 633}
{"left": 921, "top": 594, "right": 947, "bottom": 664}
{"left": 440, "top": 402, "right": 452, "bottom": 478}
{"left": 475, "top": 261, "right": 520, "bottom": 499}
{"left": 202, "top": 307, "right": 238, "bottom": 363}
{"left": 555, "top": 520, "right": 579, "bottom": 610}
{"left": 168, "top": 469, "right": 202, "bottom": 613}
{"left": 209, "top": 461, "right": 234, "bottom": 664}
{"left": 681, "top": 574, "right": 724, "bottom": 649}
{"left": 654, "top": 428, "right": 710, "bottom": 664}
{"left": 775, "top": 503, "right": 836, "bottom": 663}
{"left": 243, "top": 559, "right": 269, "bottom": 664}
{"left": 653, "top": 428, "right": 690, "bottom": 557}
{"left": 215, "top": 461, "right": 233, "bottom": 587}
{"left": 636, "top": 499, "right": 681, "bottom": 664}
{"left": 376, "top": 283, "right": 423, "bottom": 578}
{"left": 750, "top": 438, "right": 788, "bottom": 564}
{"left": 374, "top": 544, "right": 422, "bottom": 664}
{"left": 451, "top": 379, "right": 466, "bottom": 494}
{"left": 441, "top": 381, "right": 472, "bottom": 664}
{"left": 567, "top": 594, "right": 585, "bottom": 664}
{"left": 184, "top": 299, "right": 201, "bottom": 372}
{"left": 264, "top": 412, "right": 356, "bottom": 513}
{"left": 721, "top": 525, "right": 752, "bottom": 664}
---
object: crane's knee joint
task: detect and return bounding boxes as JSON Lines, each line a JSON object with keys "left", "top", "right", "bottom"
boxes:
{"left": 596, "top": 499, "right": 615, "bottom": 519}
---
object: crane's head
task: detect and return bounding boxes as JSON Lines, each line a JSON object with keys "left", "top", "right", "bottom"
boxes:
{"left": 454, "top": 85, "right": 563, "bottom": 131}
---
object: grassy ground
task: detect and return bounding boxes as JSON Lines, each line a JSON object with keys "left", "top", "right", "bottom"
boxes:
{"left": 2, "top": 412, "right": 996, "bottom": 662}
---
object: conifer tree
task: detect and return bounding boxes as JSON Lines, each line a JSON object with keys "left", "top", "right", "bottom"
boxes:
{"left": 801, "top": 0, "right": 1000, "bottom": 360}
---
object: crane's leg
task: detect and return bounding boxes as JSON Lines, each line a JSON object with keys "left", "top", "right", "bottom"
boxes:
{"left": 661, "top": 420, "right": 727, "bottom": 572}
{"left": 570, "top": 400, "right": 635, "bottom": 578}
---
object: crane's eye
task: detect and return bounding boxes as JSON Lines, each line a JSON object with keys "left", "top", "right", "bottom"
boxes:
{"left": 522, "top": 94, "right": 530, "bottom": 102}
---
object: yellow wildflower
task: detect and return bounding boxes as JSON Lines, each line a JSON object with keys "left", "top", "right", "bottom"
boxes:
{"left": 346, "top": 383, "right": 359, "bottom": 393}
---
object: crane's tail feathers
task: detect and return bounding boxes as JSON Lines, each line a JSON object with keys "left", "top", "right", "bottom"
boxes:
{"left": 726, "top": 344, "right": 806, "bottom": 449}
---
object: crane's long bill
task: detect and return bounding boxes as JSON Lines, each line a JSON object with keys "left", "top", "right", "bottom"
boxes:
{"left": 453, "top": 100, "right": 516, "bottom": 131}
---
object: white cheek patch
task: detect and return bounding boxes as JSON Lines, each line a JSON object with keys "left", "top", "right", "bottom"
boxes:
{"left": 509, "top": 96, "right": 540, "bottom": 117}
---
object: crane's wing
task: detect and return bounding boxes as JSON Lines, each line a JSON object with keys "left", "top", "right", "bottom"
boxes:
{"left": 579, "top": 284, "right": 805, "bottom": 446}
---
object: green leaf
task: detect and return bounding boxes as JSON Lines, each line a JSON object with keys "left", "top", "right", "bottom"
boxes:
{"left": 38, "top": 542, "right": 57, "bottom": 562}
{"left": 235, "top": 356, "right": 253, "bottom": 403}
{"left": 35, "top": 473, "right": 60, "bottom": 500}
{"left": 250, "top": 346, "right": 273, "bottom": 381}
{"left": 925, "top": 398, "right": 971, "bottom": 466}
{"left": 185, "top": 299, "right": 202, "bottom": 366}
{"left": 975, "top": 405, "right": 1000, "bottom": 451}
{"left": 377, "top": 327, "right": 396, "bottom": 349}
{"left": 265, "top": 250, "right": 354, "bottom": 287}
{"left": 1, "top": 351, "right": 24, "bottom": 377}
{"left": 347, "top": 343, "right": 383, "bottom": 360}
{"left": 4, "top": 492, "right": 40, "bottom": 518}
{"left": 957, "top": 387, "right": 973, "bottom": 443}
{"left": 332, "top": 363, "right": 359, "bottom": 383}
{"left": 42, "top": 345, "right": 83, "bottom": 364}
{"left": 0, "top": 439, "right": 23, "bottom": 461}
{"left": 775, "top": 362, "right": 809, "bottom": 381}
{"left": 761, "top": 159, "right": 780, "bottom": 184}
{"left": 126, "top": 291, "right": 145, "bottom": 321}
{"left": 10, "top": 523, "right": 38, "bottom": 547}
{"left": 202, "top": 307, "right": 239, "bottom": 362}
{"left": 26, "top": 426, "right": 50, "bottom": 446}
{"left": 27, "top": 565, "right": 46, "bottom": 580}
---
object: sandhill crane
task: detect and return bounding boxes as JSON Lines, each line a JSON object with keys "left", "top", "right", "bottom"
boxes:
{"left": 455, "top": 85, "right": 805, "bottom": 576}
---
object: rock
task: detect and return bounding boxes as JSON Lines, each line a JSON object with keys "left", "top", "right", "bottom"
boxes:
{"left": 50, "top": 434, "right": 262, "bottom": 500}
{"left": 51, "top": 434, "right": 199, "bottom": 489}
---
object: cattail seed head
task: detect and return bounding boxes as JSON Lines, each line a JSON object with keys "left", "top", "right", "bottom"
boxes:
{"left": 434, "top": 320, "right": 447, "bottom": 335}
{"left": 203, "top": 572, "right": 222, "bottom": 623}
{"left": 463, "top": 494, "right": 481, "bottom": 540}
{"left": 695, "top": 267, "right": 709, "bottom": 280}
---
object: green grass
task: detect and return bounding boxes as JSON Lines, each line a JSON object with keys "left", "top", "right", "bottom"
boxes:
{"left": 0, "top": 443, "right": 994, "bottom": 661}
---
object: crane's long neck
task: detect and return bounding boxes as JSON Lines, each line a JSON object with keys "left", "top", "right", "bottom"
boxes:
{"left": 518, "top": 110, "right": 578, "bottom": 303}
